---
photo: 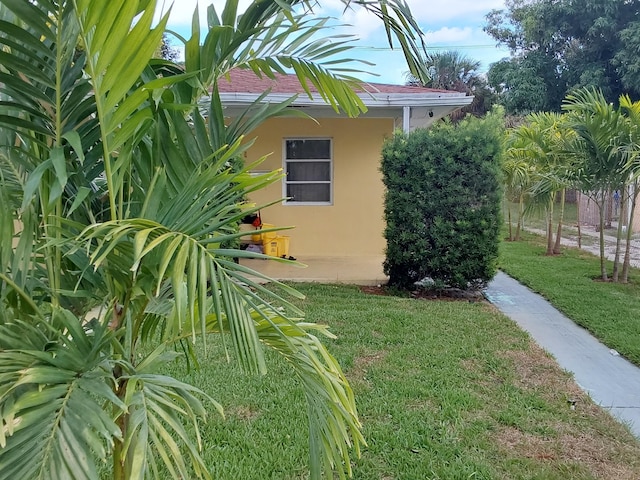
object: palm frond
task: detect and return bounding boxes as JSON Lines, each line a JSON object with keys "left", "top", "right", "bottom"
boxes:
{"left": 563, "top": 88, "right": 628, "bottom": 189}
{"left": 0, "top": 309, "right": 124, "bottom": 480}
{"left": 119, "top": 370, "right": 221, "bottom": 480}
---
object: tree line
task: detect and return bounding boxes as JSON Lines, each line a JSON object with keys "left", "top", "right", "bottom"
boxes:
{"left": 485, "top": 0, "right": 640, "bottom": 114}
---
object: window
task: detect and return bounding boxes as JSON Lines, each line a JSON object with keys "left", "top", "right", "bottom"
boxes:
{"left": 284, "top": 138, "right": 332, "bottom": 205}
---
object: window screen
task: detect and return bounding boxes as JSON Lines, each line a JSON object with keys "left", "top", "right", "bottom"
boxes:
{"left": 284, "top": 139, "right": 332, "bottom": 204}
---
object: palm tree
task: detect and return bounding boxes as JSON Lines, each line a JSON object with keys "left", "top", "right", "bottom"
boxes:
{"left": 502, "top": 131, "right": 534, "bottom": 241}
{"left": 0, "top": 1, "right": 428, "bottom": 478}
{"left": 562, "top": 87, "right": 627, "bottom": 281}
{"left": 407, "top": 51, "right": 479, "bottom": 90}
{"left": 617, "top": 94, "right": 640, "bottom": 283}
{"left": 528, "top": 112, "right": 575, "bottom": 255}
{"left": 406, "top": 50, "right": 493, "bottom": 118}
{"left": 506, "top": 112, "right": 573, "bottom": 255}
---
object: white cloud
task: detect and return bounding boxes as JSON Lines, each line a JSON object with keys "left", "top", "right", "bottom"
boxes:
{"left": 162, "top": 0, "right": 200, "bottom": 26}
{"left": 299, "top": 0, "right": 382, "bottom": 40}
{"left": 312, "top": 0, "right": 506, "bottom": 39}
{"left": 405, "top": 0, "right": 506, "bottom": 25}
{"left": 164, "top": 0, "right": 253, "bottom": 28}
{"left": 424, "top": 26, "right": 474, "bottom": 44}
{"left": 164, "top": 0, "right": 382, "bottom": 42}
{"left": 308, "top": 1, "right": 507, "bottom": 45}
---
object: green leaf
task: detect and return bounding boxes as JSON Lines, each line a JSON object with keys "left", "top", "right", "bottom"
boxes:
{"left": 67, "top": 187, "right": 91, "bottom": 215}
{"left": 0, "top": 314, "right": 123, "bottom": 480}
{"left": 62, "top": 131, "right": 85, "bottom": 165}
{"left": 20, "top": 159, "right": 50, "bottom": 210}
{"left": 50, "top": 146, "right": 68, "bottom": 193}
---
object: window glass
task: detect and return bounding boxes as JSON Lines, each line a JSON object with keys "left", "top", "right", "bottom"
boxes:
{"left": 286, "top": 139, "right": 331, "bottom": 159}
{"left": 284, "top": 138, "right": 332, "bottom": 204}
{"left": 286, "top": 183, "right": 331, "bottom": 203}
{"left": 286, "top": 161, "right": 331, "bottom": 181}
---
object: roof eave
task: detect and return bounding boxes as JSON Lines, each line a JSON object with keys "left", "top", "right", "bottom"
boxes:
{"left": 215, "top": 92, "right": 473, "bottom": 108}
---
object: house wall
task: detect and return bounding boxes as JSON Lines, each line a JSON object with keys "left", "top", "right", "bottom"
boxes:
{"left": 244, "top": 117, "right": 394, "bottom": 257}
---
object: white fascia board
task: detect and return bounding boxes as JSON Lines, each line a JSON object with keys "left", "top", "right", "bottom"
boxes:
{"left": 216, "top": 92, "right": 473, "bottom": 108}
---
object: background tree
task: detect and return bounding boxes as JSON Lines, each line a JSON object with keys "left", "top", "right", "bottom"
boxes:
{"left": 615, "top": 23, "right": 640, "bottom": 95}
{"left": 487, "top": 54, "right": 561, "bottom": 115}
{"left": 382, "top": 108, "right": 504, "bottom": 291}
{"left": 485, "top": 0, "right": 640, "bottom": 114}
{"left": 155, "top": 33, "right": 180, "bottom": 62}
{"left": 406, "top": 50, "right": 495, "bottom": 118}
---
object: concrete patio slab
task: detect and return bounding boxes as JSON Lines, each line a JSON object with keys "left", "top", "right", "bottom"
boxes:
{"left": 485, "top": 271, "right": 640, "bottom": 437}
{"left": 239, "top": 255, "right": 388, "bottom": 286}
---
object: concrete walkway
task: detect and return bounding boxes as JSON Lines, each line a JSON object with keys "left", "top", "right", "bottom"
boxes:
{"left": 525, "top": 225, "right": 640, "bottom": 268}
{"left": 485, "top": 271, "right": 640, "bottom": 437}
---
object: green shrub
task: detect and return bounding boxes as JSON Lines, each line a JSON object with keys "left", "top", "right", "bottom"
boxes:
{"left": 381, "top": 109, "right": 504, "bottom": 290}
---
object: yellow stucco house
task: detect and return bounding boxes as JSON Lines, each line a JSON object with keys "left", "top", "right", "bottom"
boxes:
{"left": 218, "top": 70, "right": 472, "bottom": 283}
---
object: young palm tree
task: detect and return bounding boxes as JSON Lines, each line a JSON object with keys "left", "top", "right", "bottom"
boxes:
{"left": 502, "top": 131, "right": 534, "bottom": 241}
{"left": 617, "top": 94, "right": 640, "bottom": 283}
{"left": 563, "top": 87, "right": 628, "bottom": 281}
{"left": 522, "top": 112, "right": 575, "bottom": 255}
{"left": 506, "top": 112, "right": 572, "bottom": 255}
{"left": 0, "top": 1, "right": 428, "bottom": 479}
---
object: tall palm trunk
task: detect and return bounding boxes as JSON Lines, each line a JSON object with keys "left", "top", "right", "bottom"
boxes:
{"left": 553, "top": 188, "right": 566, "bottom": 254}
{"left": 612, "top": 185, "right": 626, "bottom": 282}
{"left": 545, "top": 197, "right": 555, "bottom": 255}
{"left": 546, "top": 214, "right": 554, "bottom": 255}
{"left": 605, "top": 190, "right": 614, "bottom": 228}
{"left": 597, "top": 191, "right": 608, "bottom": 281}
{"left": 506, "top": 197, "right": 513, "bottom": 241}
{"left": 622, "top": 181, "right": 638, "bottom": 283}
{"left": 576, "top": 191, "right": 582, "bottom": 249}
{"left": 113, "top": 404, "right": 127, "bottom": 480}
{"left": 515, "top": 193, "right": 524, "bottom": 241}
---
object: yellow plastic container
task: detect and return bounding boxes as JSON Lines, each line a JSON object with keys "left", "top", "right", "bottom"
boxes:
{"left": 263, "top": 239, "right": 279, "bottom": 257}
{"left": 250, "top": 231, "right": 261, "bottom": 242}
{"left": 260, "top": 223, "right": 277, "bottom": 242}
{"left": 276, "top": 236, "right": 290, "bottom": 257}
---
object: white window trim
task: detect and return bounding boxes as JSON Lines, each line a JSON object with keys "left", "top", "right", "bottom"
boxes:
{"left": 282, "top": 137, "right": 333, "bottom": 206}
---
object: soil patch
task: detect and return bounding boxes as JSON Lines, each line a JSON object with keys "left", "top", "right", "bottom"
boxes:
{"left": 226, "top": 404, "right": 261, "bottom": 422}
{"left": 359, "top": 285, "right": 388, "bottom": 296}
{"left": 501, "top": 343, "right": 582, "bottom": 398}
{"left": 496, "top": 426, "right": 640, "bottom": 479}
{"left": 347, "top": 349, "right": 389, "bottom": 389}
{"left": 494, "top": 340, "right": 640, "bottom": 478}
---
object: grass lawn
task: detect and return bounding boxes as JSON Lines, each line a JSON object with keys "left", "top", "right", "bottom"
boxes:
{"left": 504, "top": 200, "right": 579, "bottom": 231}
{"left": 499, "top": 231, "right": 640, "bottom": 366}
{"left": 160, "top": 283, "right": 640, "bottom": 479}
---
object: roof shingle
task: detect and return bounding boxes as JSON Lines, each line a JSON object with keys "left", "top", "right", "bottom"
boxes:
{"left": 217, "top": 68, "right": 451, "bottom": 95}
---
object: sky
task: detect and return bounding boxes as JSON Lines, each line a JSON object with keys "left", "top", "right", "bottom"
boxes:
{"left": 162, "top": 0, "right": 511, "bottom": 85}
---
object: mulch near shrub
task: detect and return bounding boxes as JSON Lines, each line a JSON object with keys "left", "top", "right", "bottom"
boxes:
{"left": 360, "top": 285, "right": 485, "bottom": 301}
